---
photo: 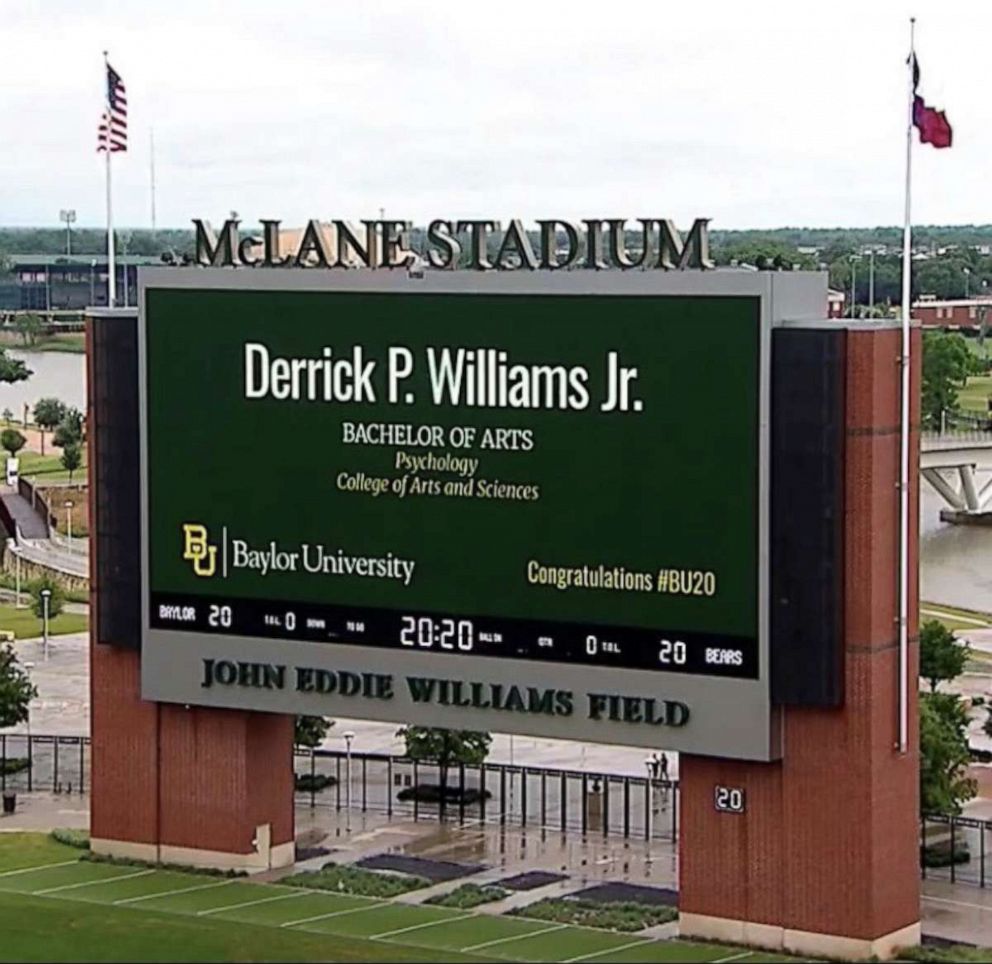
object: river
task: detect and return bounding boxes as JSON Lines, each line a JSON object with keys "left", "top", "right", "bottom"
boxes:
{"left": 0, "top": 349, "right": 988, "bottom": 612}
{"left": 0, "top": 349, "right": 86, "bottom": 416}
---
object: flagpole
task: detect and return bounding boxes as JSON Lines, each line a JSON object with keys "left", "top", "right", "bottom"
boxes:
{"left": 898, "top": 17, "right": 916, "bottom": 754}
{"left": 104, "top": 50, "right": 116, "bottom": 308}
{"left": 150, "top": 127, "right": 157, "bottom": 232}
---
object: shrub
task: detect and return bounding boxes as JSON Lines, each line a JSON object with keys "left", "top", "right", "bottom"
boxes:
{"left": 0, "top": 428, "right": 25, "bottom": 457}
{"left": 295, "top": 772, "right": 337, "bottom": 793}
{"left": 82, "top": 852, "right": 246, "bottom": 877}
{"left": 512, "top": 898, "right": 678, "bottom": 932}
{"left": 28, "top": 576, "right": 65, "bottom": 621}
{"left": 396, "top": 784, "right": 492, "bottom": 805}
{"left": 51, "top": 828, "right": 90, "bottom": 850}
{"left": 920, "top": 838, "right": 971, "bottom": 868}
{"left": 904, "top": 946, "right": 992, "bottom": 962}
{"left": 283, "top": 862, "right": 429, "bottom": 897}
{"left": 426, "top": 883, "right": 508, "bottom": 908}
{"left": 0, "top": 757, "right": 29, "bottom": 776}
{"left": 973, "top": 696, "right": 987, "bottom": 707}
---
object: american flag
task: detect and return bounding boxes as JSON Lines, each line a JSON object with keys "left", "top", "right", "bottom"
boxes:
{"left": 97, "top": 62, "right": 127, "bottom": 152}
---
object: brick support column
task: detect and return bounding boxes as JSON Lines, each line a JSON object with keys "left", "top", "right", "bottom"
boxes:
{"left": 86, "top": 322, "right": 295, "bottom": 872}
{"left": 678, "top": 326, "right": 921, "bottom": 961}
{"left": 89, "top": 643, "right": 296, "bottom": 871}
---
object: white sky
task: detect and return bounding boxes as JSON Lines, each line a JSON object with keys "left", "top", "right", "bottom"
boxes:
{"left": 0, "top": 0, "right": 984, "bottom": 231}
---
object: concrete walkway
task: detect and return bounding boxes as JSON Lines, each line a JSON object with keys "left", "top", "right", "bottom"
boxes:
{"left": 0, "top": 487, "right": 47, "bottom": 538}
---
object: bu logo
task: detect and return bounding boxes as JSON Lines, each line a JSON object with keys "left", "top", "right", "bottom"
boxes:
{"left": 182, "top": 524, "right": 217, "bottom": 578}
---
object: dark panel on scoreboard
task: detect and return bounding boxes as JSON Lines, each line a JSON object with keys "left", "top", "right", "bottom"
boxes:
{"left": 770, "top": 328, "right": 845, "bottom": 706}
{"left": 91, "top": 311, "right": 141, "bottom": 648}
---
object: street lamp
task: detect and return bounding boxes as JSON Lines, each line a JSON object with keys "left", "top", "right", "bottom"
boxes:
{"left": 40, "top": 588, "right": 51, "bottom": 661}
{"left": 866, "top": 248, "right": 876, "bottom": 316}
{"left": 59, "top": 209, "right": 76, "bottom": 256}
{"left": 849, "top": 255, "right": 860, "bottom": 319}
{"left": 120, "top": 231, "right": 132, "bottom": 309}
{"left": 342, "top": 730, "right": 355, "bottom": 833}
{"left": 964, "top": 266, "right": 971, "bottom": 299}
{"left": 89, "top": 259, "right": 96, "bottom": 306}
{"left": 64, "top": 501, "right": 74, "bottom": 552}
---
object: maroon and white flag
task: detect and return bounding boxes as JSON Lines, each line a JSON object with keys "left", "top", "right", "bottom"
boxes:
{"left": 911, "top": 54, "right": 952, "bottom": 149}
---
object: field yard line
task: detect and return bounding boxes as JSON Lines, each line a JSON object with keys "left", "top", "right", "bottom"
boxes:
{"left": 281, "top": 902, "right": 382, "bottom": 928}
{"left": 563, "top": 938, "right": 653, "bottom": 962}
{"left": 115, "top": 879, "right": 235, "bottom": 905}
{"left": 712, "top": 953, "right": 754, "bottom": 963}
{"left": 0, "top": 859, "right": 78, "bottom": 878}
{"left": 371, "top": 911, "right": 474, "bottom": 940}
{"left": 462, "top": 922, "right": 568, "bottom": 952}
{"left": 34, "top": 869, "right": 154, "bottom": 895}
{"left": 197, "top": 890, "right": 304, "bottom": 916}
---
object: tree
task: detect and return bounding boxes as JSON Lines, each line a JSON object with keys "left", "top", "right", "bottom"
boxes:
{"left": 922, "top": 333, "right": 974, "bottom": 429}
{"left": 396, "top": 726, "right": 492, "bottom": 819}
{"left": 60, "top": 443, "right": 81, "bottom": 483}
{"left": 52, "top": 409, "right": 84, "bottom": 450}
{"left": 2, "top": 408, "right": 13, "bottom": 424}
{"left": 0, "top": 643, "right": 36, "bottom": 729}
{"left": 920, "top": 692, "right": 977, "bottom": 815}
{"left": 0, "top": 428, "right": 25, "bottom": 458}
{"left": 0, "top": 349, "right": 30, "bottom": 387}
{"left": 295, "top": 716, "right": 333, "bottom": 749}
{"left": 33, "top": 397, "right": 66, "bottom": 456}
{"left": 29, "top": 576, "right": 65, "bottom": 622}
{"left": 14, "top": 313, "right": 42, "bottom": 348}
{"left": 920, "top": 619, "right": 970, "bottom": 692}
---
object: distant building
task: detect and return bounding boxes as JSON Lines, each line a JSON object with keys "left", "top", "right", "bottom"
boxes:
{"left": 912, "top": 296, "right": 992, "bottom": 329}
{"left": 0, "top": 254, "right": 159, "bottom": 312}
{"left": 827, "top": 288, "right": 845, "bottom": 318}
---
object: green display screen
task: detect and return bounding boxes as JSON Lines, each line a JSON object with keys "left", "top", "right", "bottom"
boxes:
{"left": 145, "top": 286, "right": 761, "bottom": 679}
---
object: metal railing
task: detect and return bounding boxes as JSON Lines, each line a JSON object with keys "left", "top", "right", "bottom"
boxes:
{"left": 47, "top": 528, "right": 88, "bottom": 558}
{"left": 1, "top": 734, "right": 89, "bottom": 795}
{"left": 293, "top": 747, "right": 680, "bottom": 842}
{"left": 921, "top": 813, "right": 992, "bottom": 889}
{"left": 8, "top": 734, "right": 991, "bottom": 876}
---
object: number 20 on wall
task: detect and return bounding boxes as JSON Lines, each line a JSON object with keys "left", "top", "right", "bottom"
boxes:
{"left": 714, "top": 785, "right": 746, "bottom": 814}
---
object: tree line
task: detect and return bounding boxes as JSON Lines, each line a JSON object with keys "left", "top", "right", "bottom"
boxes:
{"left": 4, "top": 224, "right": 992, "bottom": 305}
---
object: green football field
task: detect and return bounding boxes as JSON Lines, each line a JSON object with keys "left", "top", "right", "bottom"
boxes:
{"left": 0, "top": 834, "right": 784, "bottom": 963}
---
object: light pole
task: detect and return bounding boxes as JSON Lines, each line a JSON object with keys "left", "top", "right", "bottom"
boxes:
{"left": 120, "top": 232, "right": 131, "bottom": 309}
{"left": 964, "top": 266, "right": 971, "bottom": 299}
{"left": 40, "top": 588, "right": 51, "bottom": 661}
{"left": 59, "top": 209, "right": 76, "bottom": 256}
{"left": 342, "top": 730, "right": 355, "bottom": 833}
{"left": 849, "top": 255, "right": 859, "bottom": 319}
{"left": 868, "top": 248, "right": 876, "bottom": 316}
{"left": 89, "top": 259, "right": 96, "bottom": 306}
{"left": 64, "top": 500, "right": 74, "bottom": 552}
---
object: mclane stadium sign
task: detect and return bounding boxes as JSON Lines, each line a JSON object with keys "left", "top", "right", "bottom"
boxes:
{"left": 192, "top": 217, "right": 713, "bottom": 271}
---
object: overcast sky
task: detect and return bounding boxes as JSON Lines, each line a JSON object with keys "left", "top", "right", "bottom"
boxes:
{"left": 1, "top": 0, "right": 985, "bottom": 231}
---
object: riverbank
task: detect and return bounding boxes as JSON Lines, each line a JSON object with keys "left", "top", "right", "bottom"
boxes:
{"left": 0, "top": 332, "right": 84, "bottom": 354}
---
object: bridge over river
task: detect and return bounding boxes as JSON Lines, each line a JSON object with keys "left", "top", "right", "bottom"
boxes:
{"left": 921, "top": 431, "right": 992, "bottom": 522}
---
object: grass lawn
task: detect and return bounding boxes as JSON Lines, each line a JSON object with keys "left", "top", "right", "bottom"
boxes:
{"left": 0, "top": 332, "right": 85, "bottom": 354}
{"left": 16, "top": 449, "right": 87, "bottom": 485}
{"left": 0, "top": 834, "right": 784, "bottom": 963}
{"left": 0, "top": 602, "right": 88, "bottom": 638}
{"left": 0, "top": 890, "right": 482, "bottom": 963}
{"left": 957, "top": 374, "right": 992, "bottom": 415}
